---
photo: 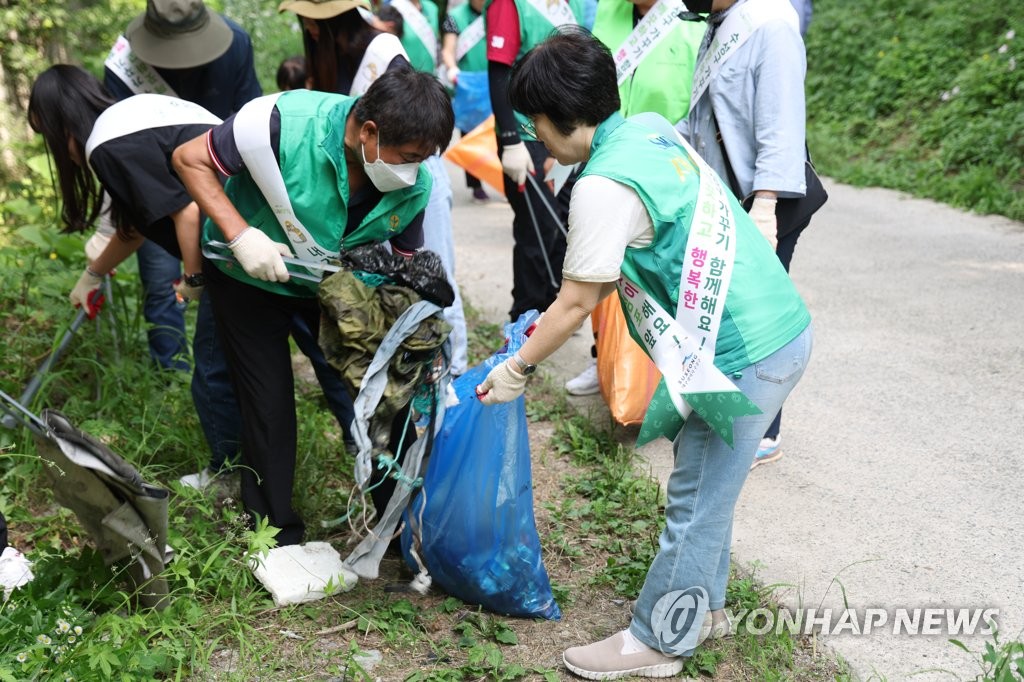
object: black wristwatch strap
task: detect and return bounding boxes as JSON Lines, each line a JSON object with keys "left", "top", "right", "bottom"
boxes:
{"left": 184, "top": 272, "right": 206, "bottom": 287}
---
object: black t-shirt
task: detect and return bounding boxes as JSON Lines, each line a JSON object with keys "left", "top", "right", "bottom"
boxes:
{"left": 89, "top": 123, "right": 216, "bottom": 258}
{"left": 208, "top": 107, "right": 424, "bottom": 255}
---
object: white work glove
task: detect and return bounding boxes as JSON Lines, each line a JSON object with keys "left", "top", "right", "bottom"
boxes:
{"left": 476, "top": 359, "right": 528, "bottom": 405}
{"left": 748, "top": 196, "right": 778, "bottom": 251}
{"left": 500, "top": 141, "right": 534, "bottom": 189}
{"left": 228, "top": 227, "right": 292, "bottom": 282}
{"left": 69, "top": 268, "right": 103, "bottom": 314}
{"left": 84, "top": 229, "right": 113, "bottom": 265}
{"left": 445, "top": 65, "right": 461, "bottom": 87}
{"left": 173, "top": 278, "right": 204, "bottom": 303}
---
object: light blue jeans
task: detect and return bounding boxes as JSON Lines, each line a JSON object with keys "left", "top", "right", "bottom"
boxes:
{"left": 422, "top": 154, "right": 468, "bottom": 375}
{"left": 629, "top": 324, "right": 813, "bottom": 653}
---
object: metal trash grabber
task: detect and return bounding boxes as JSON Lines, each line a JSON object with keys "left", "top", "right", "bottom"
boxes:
{"left": 522, "top": 184, "right": 561, "bottom": 290}
{"left": 202, "top": 241, "right": 342, "bottom": 282}
{"left": 0, "top": 286, "right": 110, "bottom": 431}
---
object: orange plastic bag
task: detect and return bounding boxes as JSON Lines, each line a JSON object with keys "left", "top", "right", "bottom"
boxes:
{"left": 592, "top": 295, "right": 661, "bottom": 426}
{"left": 444, "top": 115, "right": 506, "bottom": 197}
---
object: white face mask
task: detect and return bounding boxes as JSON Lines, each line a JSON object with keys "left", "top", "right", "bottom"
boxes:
{"left": 361, "top": 134, "right": 419, "bottom": 192}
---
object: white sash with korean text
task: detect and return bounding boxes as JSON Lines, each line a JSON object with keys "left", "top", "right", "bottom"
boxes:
{"left": 455, "top": 15, "right": 486, "bottom": 62}
{"left": 688, "top": 0, "right": 798, "bottom": 113}
{"left": 613, "top": 0, "right": 685, "bottom": 85}
{"left": 351, "top": 33, "right": 408, "bottom": 96}
{"left": 391, "top": 0, "right": 439, "bottom": 66}
{"left": 104, "top": 35, "right": 178, "bottom": 98}
{"left": 525, "top": 0, "right": 578, "bottom": 28}
{"left": 616, "top": 121, "right": 741, "bottom": 424}
{"left": 85, "top": 94, "right": 221, "bottom": 165}
{"left": 233, "top": 93, "right": 339, "bottom": 264}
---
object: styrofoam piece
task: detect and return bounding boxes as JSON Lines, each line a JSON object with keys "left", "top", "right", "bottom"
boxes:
{"left": 249, "top": 542, "right": 357, "bottom": 606}
{"left": 0, "top": 547, "right": 34, "bottom": 600}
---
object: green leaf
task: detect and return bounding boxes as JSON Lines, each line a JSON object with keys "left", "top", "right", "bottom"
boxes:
{"left": 493, "top": 624, "right": 518, "bottom": 646}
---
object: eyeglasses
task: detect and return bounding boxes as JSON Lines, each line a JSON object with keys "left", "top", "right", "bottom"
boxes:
{"left": 520, "top": 118, "right": 537, "bottom": 138}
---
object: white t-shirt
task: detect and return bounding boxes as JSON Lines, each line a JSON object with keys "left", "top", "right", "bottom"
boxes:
{"left": 562, "top": 175, "right": 654, "bottom": 283}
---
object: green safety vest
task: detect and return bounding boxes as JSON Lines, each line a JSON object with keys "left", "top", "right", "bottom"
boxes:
{"left": 591, "top": 0, "right": 705, "bottom": 124}
{"left": 581, "top": 113, "right": 811, "bottom": 374}
{"left": 202, "top": 90, "right": 432, "bottom": 298}
{"left": 401, "top": 0, "right": 440, "bottom": 73}
{"left": 449, "top": 3, "right": 488, "bottom": 72}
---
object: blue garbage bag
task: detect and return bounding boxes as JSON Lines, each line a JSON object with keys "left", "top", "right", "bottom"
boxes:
{"left": 452, "top": 71, "right": 492, "bottom": 133}
{"left": 401, "top": 311, "right": 560, "bottom": 619}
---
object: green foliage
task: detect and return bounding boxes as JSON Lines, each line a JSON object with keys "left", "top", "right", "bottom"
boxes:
{"left": 950, "top": 622, "right": 1024, "bottom": 682}
{"left": 807, "top": 1, "right": 1024, "bottom": 220}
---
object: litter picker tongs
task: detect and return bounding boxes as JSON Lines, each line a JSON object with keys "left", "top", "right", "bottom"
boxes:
{"left": 202, "top": 241, "right": 342, "bottom": 283}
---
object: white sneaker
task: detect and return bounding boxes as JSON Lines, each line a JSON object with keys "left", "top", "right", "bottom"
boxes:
{"left": 566, "top": 360, "right": 600, "bottom": 396}
{"left": 179, "top": 468, "right": 216, "bottom": 491}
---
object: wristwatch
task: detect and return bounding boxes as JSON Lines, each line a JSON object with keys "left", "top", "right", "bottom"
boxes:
{"left": 511, "top": 352, "right": 537, "bottom": 376}
{"left": 183, "top": 272, "right": 206, "bottom": 287}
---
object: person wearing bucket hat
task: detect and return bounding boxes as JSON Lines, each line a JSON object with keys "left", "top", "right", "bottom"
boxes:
{"left": 100, "top": 0, "right": 262, "bottom": 430}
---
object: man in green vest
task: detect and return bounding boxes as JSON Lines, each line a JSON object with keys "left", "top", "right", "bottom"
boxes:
{"left": 173, "top": 69, "right": 454, "bottom": 547}
{"left": 563, "top": 0, "right": 705, "bottom": 396}
{"left": 485, "top": 0, "right": 581, "bottom": 320}
{"left": 476, "top": 30, "right": 812, "bottom": 678}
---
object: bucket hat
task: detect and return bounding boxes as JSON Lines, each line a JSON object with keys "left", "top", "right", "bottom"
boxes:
{"left": 278, "top": 0, "right": 371, "bottom": 19}
{"left": 125, "top": 0, "right": 233, "bottom": 69}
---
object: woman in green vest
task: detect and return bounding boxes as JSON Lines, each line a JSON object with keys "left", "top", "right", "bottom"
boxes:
{"left": 476, "top": 30, "right": 813, "bottom": 679}
{"left": 173, "top": 69, "right": 454, "bottom": 547}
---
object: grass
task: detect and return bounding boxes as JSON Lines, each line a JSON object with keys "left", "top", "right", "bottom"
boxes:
{"left": 0, "top": 266, "right": 854, "bottom": 679}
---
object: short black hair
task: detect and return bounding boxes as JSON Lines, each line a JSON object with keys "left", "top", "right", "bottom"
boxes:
{"left": 353, "top": 68, "right": 454, "bottom": 154}
{"left": 508, "top": 27, "right": 620, "bottom": 136}
{"left": 276, "top": 55, "right": 307, "bottom": 91}
{"left": 376, "top": 5, "right": 404, "bottom": 38}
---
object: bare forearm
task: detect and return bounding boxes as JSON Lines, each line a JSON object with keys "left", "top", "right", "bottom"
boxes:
{"left": 172, "top": 201, "right": 203, "bottom": 275}
{"left": 172, "top": 134, "right": 249, "bottom": 242}
{"left": 441, "top": 34, "right": 458, "bottom": 70}
{"left": 516, "top": 280, "right": 613, "bottom": 366}
{"left": 90, "top": 232, "right": 144, "bottom": 275}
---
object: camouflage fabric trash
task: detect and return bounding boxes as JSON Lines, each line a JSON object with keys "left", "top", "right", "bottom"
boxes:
{"left": 32, "top": 410, "right": 172, "bottom": 609}
{"left": 318, "top": 260, "right": 451, "bottom": 453}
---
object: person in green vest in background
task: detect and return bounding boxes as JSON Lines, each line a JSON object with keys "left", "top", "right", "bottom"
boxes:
{"left": 387, "top": 0, "right": 440, "bottom": 73}
{"left": 475, "top": 30, "right": 812, "bottom": 678}
{"left": 172, "top": 69, "right": 454, "bottom": 547}
{"left": 563, "top": 0, "right": 705, "bottom": 396}
{"left": 441, "top": 0, "right": 492, "bottom": 202}
{"left": 485, "top": 0, "right": 582, "bottom": 320}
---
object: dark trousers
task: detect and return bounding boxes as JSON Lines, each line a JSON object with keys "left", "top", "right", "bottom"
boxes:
{"left": 498, "top": 139, "right": 568, "bottom": 320}
{"left": 205, "top": 262, "right": 322, "bottom": 546}
{"left": 459, "top": 130, "right": 482, "bottom": 190}
{"left": 764, "top": 217, "right": 810, "bottom": 440}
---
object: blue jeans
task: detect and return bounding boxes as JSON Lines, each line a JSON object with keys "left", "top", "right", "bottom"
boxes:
{"left": 190, "top": 293, "right": 356, "bottom": 472}
{"left": 137, "top": 240, "right": 188, "bottom": 371}
{"left": 191, "top": 294, "right": 241, "bottom": 472}
{"left": 422, "top": 154, "right": 468, "bottom": 375}
{"left": 628, "top": 324, "right": 813, "bottom": 653}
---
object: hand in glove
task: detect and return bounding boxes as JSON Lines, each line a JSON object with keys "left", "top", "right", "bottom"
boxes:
{"left": 70, "top": 268, "right": 104, "bottom": 318}
{"left": 476, "top": 359, "right": 529, "bottom": 405}
{"left": 500, "top": 141, "right": 534, "bottom": 190}
{"left": 229, "top": 227, "right": 292, "bottom": 282}
{"left": 173, "top": 277, "right": 204, "bottom": 303}
{"left": 446, "top": 65, "right": 461, "bottom": 88}
{"left": 748, "top": 196, "right": 778, "bottom": 251}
